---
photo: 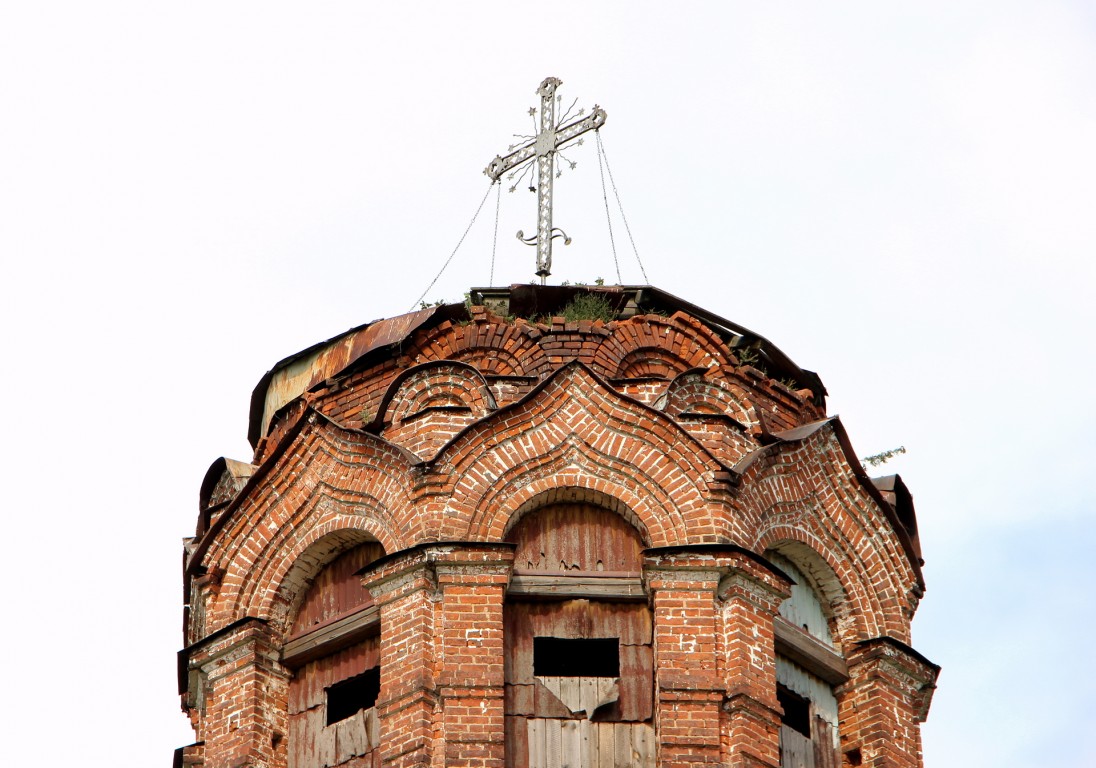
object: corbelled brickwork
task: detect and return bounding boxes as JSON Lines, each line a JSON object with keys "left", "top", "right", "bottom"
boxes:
{"left": 178, "top": 285, "right": 937, "bottom": 768}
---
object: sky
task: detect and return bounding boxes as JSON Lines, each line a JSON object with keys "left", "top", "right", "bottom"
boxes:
{"left": 1, "top": 2, "right": 1094, "bottom": 766}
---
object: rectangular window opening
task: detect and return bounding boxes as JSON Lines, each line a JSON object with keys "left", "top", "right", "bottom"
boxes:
{"left": 326, "top": 666, "right": 380, "bottom": 726}
{"left": 533, "top": 636, "right": 619, "bottom": 677}
{"left": 777, "top": 683, "right": 811, "bottom": 739}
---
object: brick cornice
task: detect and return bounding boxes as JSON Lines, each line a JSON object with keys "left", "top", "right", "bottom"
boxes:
{"left": 360, "top": 541, "right": 516, "bottom": 602}
{"left": 846, "top": 636, "right": 940, "bottom": 722}
{"left": 642, "top": 545, "right": 791, "bottom": 610}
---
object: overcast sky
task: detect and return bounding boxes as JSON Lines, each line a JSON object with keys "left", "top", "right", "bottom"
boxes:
{"left": 2, "top": 3, "right": 1093, "bottom": 766}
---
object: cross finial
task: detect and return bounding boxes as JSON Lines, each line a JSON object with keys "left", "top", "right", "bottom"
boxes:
{"left": 485, "top": 77, "right": 607, "bottom": 283}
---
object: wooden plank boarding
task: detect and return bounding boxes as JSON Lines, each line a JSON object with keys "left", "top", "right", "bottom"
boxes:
{"left": 282, "top": 604, "right": 380, "bottom": 668}
{"left": 561, "top": 720, "right": 581, "bottom": 767}
{"left": 508, "top": 573, "right": 645, "bottom": 601}
{"left": 774, "top": 616, "right": 848, "bottom": 685}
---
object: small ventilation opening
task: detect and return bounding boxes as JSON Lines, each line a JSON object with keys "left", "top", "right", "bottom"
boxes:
{"left": 533, "top": 637, "right": 619, "bottom": 677}
{"left": 777, "top": 684, "right": 811, "bottom": 738}
{"left": 326, "top": 667, "right": 380, "bottom": 725}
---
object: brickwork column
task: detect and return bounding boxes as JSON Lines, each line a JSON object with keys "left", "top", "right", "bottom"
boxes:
{"left": 433, "top": 544, "right": 514, "bottom": 768}
{"left": 643, "top": 548, "right": 733, "bottom": 768}
{"left": 716, "top": 555, "right": 790, "bottom": 768}
{"left": 839, "top": 638, "right": 939, "bottom": 768}
{"left": 361, "top": 547, "right": 441, "bottom": 768}
{"left": 189, "top": 618, "right": 290, "bottom": 768}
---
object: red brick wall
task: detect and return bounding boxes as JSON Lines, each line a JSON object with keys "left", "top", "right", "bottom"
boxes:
{"left": 179, "top": 301, "right": 936, "bottom": 768}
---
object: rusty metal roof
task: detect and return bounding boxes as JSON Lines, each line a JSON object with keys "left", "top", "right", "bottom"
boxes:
{"left": 247, "top": 284, "right": 827, "bottom": 449}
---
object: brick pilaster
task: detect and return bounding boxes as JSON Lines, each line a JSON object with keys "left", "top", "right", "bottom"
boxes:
{"left": 361, "top": 543, "right": 515, "bottom": 768}
{"left": 839, "top": 638, "right": 939, "bottom": 768}
{"left": 644, "top": 548, "right": 743, "bottom": 767}
{"left": 361, "top": 548, "right": 441, "bottom": 768}
{"left": 433, "top": 544, "right": 514, "bottom": 768}
{"left": 716, "top": 556, "right": 790, "bottom": 768}
{"left": 188, "top": 619, "right": 290, "bottom": 768}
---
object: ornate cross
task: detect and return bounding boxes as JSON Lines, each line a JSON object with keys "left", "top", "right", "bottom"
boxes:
{"left": 485, "top": 77, "right": 607, "bottom": 283}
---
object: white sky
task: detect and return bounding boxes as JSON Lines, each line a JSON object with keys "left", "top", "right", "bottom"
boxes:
{"left": 2, "top": 3, "right": 1094, "bottom": 766}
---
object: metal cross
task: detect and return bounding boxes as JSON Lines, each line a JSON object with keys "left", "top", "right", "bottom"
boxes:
{"left": 485, "top": 77, "right": 607, "bottom": 283}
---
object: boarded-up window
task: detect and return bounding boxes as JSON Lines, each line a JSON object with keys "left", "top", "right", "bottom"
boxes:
{"left": 504, "top": 504, "right": 654, "bottom": 768}
{"left": 769, "top": 551, "right": 839, "bottom": 768}
{"left": 288, "top": 542, "right": 384, "bottom": 768}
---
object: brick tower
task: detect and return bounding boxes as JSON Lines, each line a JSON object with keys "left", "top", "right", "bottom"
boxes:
{"left": 177, "top": 284, "right": 938, "bottom": 768}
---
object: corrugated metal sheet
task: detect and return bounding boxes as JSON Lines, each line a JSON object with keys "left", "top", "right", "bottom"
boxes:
{"left": 780, "top": 657, "right": 837, "bottom": 753}
{"left": 252, "top": 307, "right": 442, "bottom": 445}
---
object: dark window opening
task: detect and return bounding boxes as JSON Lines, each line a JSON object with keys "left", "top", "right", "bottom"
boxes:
{"left": 533, "top": 637, "right": 619, "bottom": 677}
{"left": 777, "top": 684, "right": 811, "bottom": 738}
{"left": 326, "top": 667, "right": 380, "bottom": 725}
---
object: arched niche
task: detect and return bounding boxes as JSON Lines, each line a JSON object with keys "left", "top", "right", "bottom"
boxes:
{"left": 765, "top": 545, "right": 846, "bottom": 768}
{"left": 285, "top": 540, "right": 386, "bottom": 768}
{"left": 503, "top": 502, "right": 655, "bottom": 768}
{"left": 507, "top": 502, "right": 645, "bottom": 573}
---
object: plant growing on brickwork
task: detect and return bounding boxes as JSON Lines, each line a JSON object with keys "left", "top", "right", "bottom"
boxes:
{"left": 560, "top": 277, "right": 606, "bottom": 287}
{"left": 736, "top": 346, "right": 759, "bottom": 366}
{"left": 861, "top": 446, "right": 907, "bottom": 467}
{"left": 560, "top": 292, "right": 616, "bottom": 323}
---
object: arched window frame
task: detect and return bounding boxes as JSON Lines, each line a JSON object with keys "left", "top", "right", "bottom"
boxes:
{"left": 766, "top": 548, "right": 849, "bottom": 768}
{"left": 283, "top": 541, "right": 386, "bottom": 768}
{"left": 503, "top": 501, "right": 656, "bottom": 768}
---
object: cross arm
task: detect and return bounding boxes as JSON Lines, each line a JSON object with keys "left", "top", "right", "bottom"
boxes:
{"left": 484, "top": 143, "right": 535, "bottom": 182}
{"left": 483, "top": 106, "right": 607, "bottom": 182}
{"left": 554, "top": 106, "right": 607, "bottom": 148}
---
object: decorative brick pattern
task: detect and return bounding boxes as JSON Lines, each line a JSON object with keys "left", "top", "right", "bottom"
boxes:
{"left": 178, "top": 290, "right": 936, "bottom": 768}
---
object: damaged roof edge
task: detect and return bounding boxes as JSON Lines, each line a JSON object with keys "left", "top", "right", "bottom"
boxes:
{"left": 246, "top": 305, "right": 458, "bottom": 449}
{"left": 246, "top": 284, "right": 827, "bottom": 449}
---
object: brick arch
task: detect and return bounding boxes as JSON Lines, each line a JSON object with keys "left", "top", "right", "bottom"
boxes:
{"left": 605, "top": 312, "right": 733, "bottom": 379}
{"left": 204, "top": 420, "right": 415, "bottom": 634}
{"left": 502, "top": 486, "right": 652, "bottom": 548}
{"left": 615, "top": 346, "right": 696, "bottom": 380}
{"left": 272, "top": 527, "right": 387, "bottom": 639}
{"left": 221, "top": 491, "right": 406, "bottom": 635}
{"left": 737, "top": 428, "right": 918, "bottom": 644}
{"left": 661, "top": 368, "right": 754, "bottom": 423}
{"left": 408, "top": 319, "right": 549, "bottom": 377}
{"left": 377, "top": 361, "right": 496, "bottom": 425}
{"left": 456, "top": 439, "right": 707, "bottom": 548}
{"left": 431, "top": 364, "right": 726, "bottom": 545}
{"left": 762, "top": 537, "right": 850, "bottom": 646}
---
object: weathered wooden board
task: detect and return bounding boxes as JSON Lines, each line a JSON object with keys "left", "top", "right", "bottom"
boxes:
{"left": 779, "top": 724, "right": 814, "bottom": 768}
{"left": 506, "top": 503, "right": 644, "bottom": 573}
{"left": 505, "top": 601, "right": 653, "bottom": 722}
{"left": 773, "top": 617, "right": 848, "bottom": 686}
{"left": 283, "top": 604, "right": 380, "bottom": 668}
{"left": 508, "top": 573, "right": 645, "bottom": 601}
{"left": 510, "top": 719, "right": 656, "bottom": 768}
{"left": 292, "top": 542, "right": 384, "bottom": 635}
{"left": 813, "top": 717, "right": 837, "bottom": 768}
